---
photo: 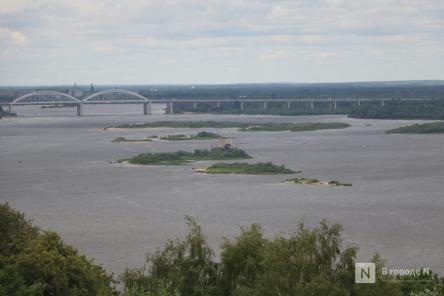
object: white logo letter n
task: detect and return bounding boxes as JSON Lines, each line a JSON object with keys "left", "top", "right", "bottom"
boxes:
{"left": 355, "top": 263, "right": 376, "bottom": 284}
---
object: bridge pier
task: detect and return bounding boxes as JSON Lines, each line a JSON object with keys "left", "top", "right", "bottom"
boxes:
{"left": 8, "top": 104, "right": 12, "bottom": 113}
{"left": 381, "top": 100, "right": 385, "bottom": 106}
{"left": 216, "top": 101, "right": 220, "bottom": 108}
{"left": 310, "top": 101, "right": 314, "bottom": 109}
{"left": 193, "top": 100, "right": 197, "bottom": 109}
{"left": 169, "top": 101, "right": 174, "bottom": 114}
{"left": 333, "top": 101, "right": 337, "bottom": 109}
{"left": 143, "top": 102, "right": 152, "bottom": 115}
{"left": 76, "top": 103, "right": 83, "bottom": 116}
{"left": 287, "top": 101, "right": 290, "bottom": 109}
{"left": 263, "top": 100, "right": 268, "bottom": 110}
{"left": 240, "top": 101, "right": 244, "bottom": 111}
{"left": 357, "top": 100, "right": 361, "bottom": 106}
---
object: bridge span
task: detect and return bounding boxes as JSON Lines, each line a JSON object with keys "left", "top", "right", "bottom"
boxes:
{"left": 0, "top": 89, "right": 436, "bottom": 116}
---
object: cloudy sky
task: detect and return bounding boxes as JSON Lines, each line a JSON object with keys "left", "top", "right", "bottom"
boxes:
{"left": 0, "top": 0, "right": 443, "bottom": 85}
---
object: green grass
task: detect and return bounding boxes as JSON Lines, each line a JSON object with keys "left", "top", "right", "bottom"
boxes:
{"left": 385, "top": 122, "right": 444, "bottom": 134}
{"left": 284, "top": 177, "right": 352, "bottom": 186}
{"left": 160, "top": 131, "right": 225, "bottom": 141}
{"left": 195, "top": 162, "right": 299, "bottom": 175}
{"left": 239, "top": 122, "right": 350, "bottom": 132}
{"left": 119, "top": 147, "right": 251, "bottom": 165}
{"left": 111, "top": 137, "right": 152, "bottom": 143}
{"left": 107, "top": 121, "right": 350, "bottom": 132}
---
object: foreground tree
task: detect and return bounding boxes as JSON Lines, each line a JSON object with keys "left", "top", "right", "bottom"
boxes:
{"left": 0, "top": 203, "right": 116, "bottom": 296}
{"left": 122, "top": 217, "right": 443, "bottom": 296}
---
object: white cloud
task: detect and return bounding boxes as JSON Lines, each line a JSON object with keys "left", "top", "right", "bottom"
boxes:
{"left": 258, "top": 50, "right": 289, "bottom": 60}
{"left": 0, "top": 0, "right": 443, "bottom": 84}
{"left": 0, "top": 27, "right": 27, "bottom": 45}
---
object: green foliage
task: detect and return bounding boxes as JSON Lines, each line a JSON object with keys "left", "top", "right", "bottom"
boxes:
{"left": 385, "top": 122, "right": 444, "bottom": 134}
{"left": 0, "top": 203, "right": 116, "bottom": 296}
{"left": 112, "top": 137, "right": 152, "bottom": 143}
{"left": 201, "top": 162, "right": 298, "bottom": 175}
{"left": 349, "top": 100, "right": 444, "bottom": 120}
{"left": 160, "top": 131, "right": 224, "bottom": 141}
{"left": 284, "top": 178, "right": 352, "bottom": 186}
{"left": 120, "top": 148, "right": 252, "bottom": 165}
{"left": 239, "top": 122, "right": 350, "bottom": 132}
{"left": 120, "top": 216, "right": 219, "bottom": 296}
{"left": 108, "top": 121, "right": 350, "bottom": 132}
{"left": 121, "top": 217, "right": 444, "bottom": 296}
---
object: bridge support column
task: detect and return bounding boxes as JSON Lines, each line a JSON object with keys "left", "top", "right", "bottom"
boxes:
{"left": 169, "top": 101, "right": 174, "bottom": 114}
{"left": 217, "top": 101, "right": 220, "bottom": 108}
{"left": 357, "top": 100, "right": 361, "bottom": 106}
{"left": 263, "top": 101, "right": 268, "bottom": 110}
{"left": 8, "top": 104, "right": 12, "bottom": 113}
{"left": 381, "top": 100, "right": 385, "bottom": 106}
{"left": 310, "top": 101, "right": 314, "bottom": 109}
{"left": 240, "top": 101, "right": 244, "bottom": 111}
{"left": 143, "top": 102, "right": 151, "bottom": 115}
{"left": 333, "top": 101, "right": 337, "bottom": 109}
{"left": 287, "top": 101, "right": 290, "bottom": 109}
{"left": 76, "top": 103, "right": 83, "bottom": 116}
{"left": 193, "top": 100, "right": 197, "bottom": 109}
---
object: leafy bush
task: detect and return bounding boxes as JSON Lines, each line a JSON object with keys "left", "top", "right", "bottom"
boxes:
{"left": 0, "top": 203, "right": 116, "bottom": 296}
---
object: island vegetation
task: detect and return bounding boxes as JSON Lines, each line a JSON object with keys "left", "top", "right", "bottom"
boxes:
{"left": 284, "top": 177, "right": 352, "bottom": 186}
{"left": 112, "top": 136, "right": 153, "bottom": 143}
{"left": 160, "top": 131, "right": 225, "bottom": 141}
{"left": 107, "top": 121, "right": 350, "bottom": 132}
{"left": 386, "top": 122, "right": 444, "bottom": 134}
{"left": 193, "top": 162, "right": 299, "bottom": 175}
{"left": 2, "top": 203, "right": 443, "bottom": 296}
{"left": 118, "top": 147, "right": 251, "bottom": 165}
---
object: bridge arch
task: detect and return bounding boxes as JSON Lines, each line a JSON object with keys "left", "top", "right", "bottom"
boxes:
{"left": 12, "top": 90, "right": 81, "bottom": 104}
{"left": 83, "top": 89, "right": 150, "bottom": 103}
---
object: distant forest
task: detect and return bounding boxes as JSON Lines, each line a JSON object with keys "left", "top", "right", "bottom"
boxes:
{"left": 1, "top": 81, "right": 444, "bottom": 119}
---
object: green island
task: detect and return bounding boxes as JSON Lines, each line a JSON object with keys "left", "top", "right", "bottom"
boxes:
{"left": 385, "top": 122, "right": 444, "bottom": 134}
{"left": 194, "top": 162, "right": 299, "bottom": 175}
{"left": 160, "top": 131, "right": 225, "bottom": 141}
{"left": 240, "top": 122, "right": 350, "bottom": 132}
{"left": 284, "top": 177, "right": 352, "bottom": 187}
{"left": 112, "top": 136, "right": 153, "bottom": 143}
{"left": 107, "top": 121, "right": 350, "bottom": 132}
{"left": 118, "top": 147, "right": 251, "bottom": 165}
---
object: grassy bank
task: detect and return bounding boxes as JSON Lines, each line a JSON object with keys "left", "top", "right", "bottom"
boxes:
{"left": 240, "top": 122, "right": 350, "bottom": 132}
{"left": 386, "top": 122, "right": 444, "bottom": 134}
{"left": 119, "top": 147, "right": 251, "bottom": 165}
{"left": 284, "top": 177, "right": 352, "bottom": 186}
{"left": 160, "top": 131, "right": 225, "bottom": 141}
{"left": 108, "top": 121, "right": 350, "bottom": 132}
{"left": 194, "top": 162, "right": 298, "bottom": 175}
{"left": 112, "top": 136, "right": 153, "bottom": 143}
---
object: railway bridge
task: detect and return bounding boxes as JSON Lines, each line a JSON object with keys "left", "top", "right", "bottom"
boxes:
{"left": 0, "top": 89, "right": 435, "bottom": 116}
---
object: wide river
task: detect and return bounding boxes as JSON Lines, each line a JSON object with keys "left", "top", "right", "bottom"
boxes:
{"left": 1, "top": 105, "right": 443, "bottom": 275}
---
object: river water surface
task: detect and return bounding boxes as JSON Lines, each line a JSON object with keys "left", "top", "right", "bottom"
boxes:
{"left": 1, "top": 105, "right": 443, "bottom": 275}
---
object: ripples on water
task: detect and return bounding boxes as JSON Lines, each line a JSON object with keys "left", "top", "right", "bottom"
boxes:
{"left": 1, "top": 105, "right": 443, "bottom": 274}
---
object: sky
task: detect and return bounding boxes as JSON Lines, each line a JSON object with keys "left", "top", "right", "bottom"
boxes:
{"left": 0, "top": 0, "right": 443, "bottom": 85}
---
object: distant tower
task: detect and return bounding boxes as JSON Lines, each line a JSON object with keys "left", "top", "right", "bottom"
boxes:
{"left": 69, "top": 82, "right": 77, "bottom": 96}
{"left": 90, "top": 82, "right": 94, "bottom": 92}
